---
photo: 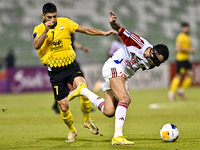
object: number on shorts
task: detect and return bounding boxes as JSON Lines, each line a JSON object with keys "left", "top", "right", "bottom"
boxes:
{"left": 54, "top": 86, "right": 58, "bottom": 95}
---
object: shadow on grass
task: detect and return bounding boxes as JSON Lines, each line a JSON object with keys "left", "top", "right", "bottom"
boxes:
{"left": 39, "top": 136, "right": 162, "bottom": 142}
{"left": 39, "top": 137, "right": 110, "bottom": 143}
{"left": 39, "top": 137, "right": 65, "bottom": 141}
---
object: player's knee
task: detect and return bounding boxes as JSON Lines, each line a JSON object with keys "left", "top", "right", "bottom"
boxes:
{"left": 103, "top": 109, "right": 115, "bottom": 118}
{"left": 58, "top": 100, "right": 69, "bottom": 112}
{"left": 121, "top": 95, "right": 131, "bottom": 104}
{"left": 104, "top": 112, "right": 115, "bottom": 118}
{"left": 60, "top": 105, "right": 69, "bottom": 112}
{"left": 187, "top": 70, "right": 194, "bottom": 78}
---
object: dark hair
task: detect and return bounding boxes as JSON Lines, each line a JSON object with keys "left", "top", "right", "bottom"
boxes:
{"left": 154, "top": 44, "right": 169, "bottom": 61}
{"left": 42, "top": 2, "right": 57, "bottom": 14}
{"left": 181, "top": 22, "right": 189, "bottom": 27}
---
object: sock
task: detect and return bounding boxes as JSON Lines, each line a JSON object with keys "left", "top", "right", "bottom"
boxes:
{"left": 114, "top": 101, "right": 129, "bottom": 138}
{"left": 169, "top": 76, "right": 180, "bottom": 94}
{"left": 180, "top": 76, "right": 192, "bottom": 91}
{"left": 80, "top": 96, "right": 91, "bottom": 122}
{"left": 81, "top": 87, "right": 105, "bottom": 113}
{"left": 60, "top": 109, "right": 76, "bottom": 132}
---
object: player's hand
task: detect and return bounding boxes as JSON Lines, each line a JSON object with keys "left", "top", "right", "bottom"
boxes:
{"left": 44, "top": 21, "right": 54, "bottom": 32}
{"left": 109, "top": 10, "right": 122, "bottom": 32}
{"left": 109, "top": 10, "right": 117, "bottom": 23}
{"left": 189, "top": 47, "right": 195, "bottom": 54}
{"left": 83, "top": 47, "right": 91, "bottom": 54}
{"left": 104, "top": 30, "right": 118, "bottom": 36}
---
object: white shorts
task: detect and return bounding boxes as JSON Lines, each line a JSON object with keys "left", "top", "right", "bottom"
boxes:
{"left": 102, "top": 58, "right": 127, "bottom": 91}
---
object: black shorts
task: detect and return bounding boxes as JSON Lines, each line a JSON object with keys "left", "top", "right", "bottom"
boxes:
{"left": 48, "top": 61, "right": 84, "bottom": 100}
{"left": 176, "top": 60, "right": 192, "bottom": 74}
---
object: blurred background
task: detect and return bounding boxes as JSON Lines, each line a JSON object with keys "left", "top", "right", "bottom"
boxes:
{"left": 0, "top": 0, "right": 200, "bottom": 66}
{"left": 0, "top": 0, "right": 200, "bottom": 93}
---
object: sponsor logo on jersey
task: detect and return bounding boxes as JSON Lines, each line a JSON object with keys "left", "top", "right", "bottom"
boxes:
{"left": 60, "top": 26, "right": 64, "bottom": 30}
{"left": 123, "top": 30, "right": 130, "bottom": 37}
{"left": 114, "top": 59, "right": 123, "bottom": 64}
{"left": 50, "top": 39, "right": 63, "bottom": 50}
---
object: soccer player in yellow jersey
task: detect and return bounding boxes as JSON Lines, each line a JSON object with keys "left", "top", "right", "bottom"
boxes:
{"left": 33, "top": 2, "right": 116, "bottom": 142}
{"left": 168, "top": 22, "right": 195, "bottom": 101}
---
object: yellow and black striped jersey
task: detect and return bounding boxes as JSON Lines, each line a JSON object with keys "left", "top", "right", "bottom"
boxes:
{"left": 33, "top": 17, "right": 78, "bottom": 68}
{"left": 175, "top": 32, "right": 191, "bottom": 61}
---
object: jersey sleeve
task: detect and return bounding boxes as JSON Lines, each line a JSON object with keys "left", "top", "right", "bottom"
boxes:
{"left": 66, "top": 18, "right": 79, "bottom": 33}
{"left": 118, "top": 28, "right": 144, "bottom": 49}
{"left": 175, "top": 34, "right": 183, "bottom": 47}
{"left": 33, "top": 26, "right": 42, "bottom": 39}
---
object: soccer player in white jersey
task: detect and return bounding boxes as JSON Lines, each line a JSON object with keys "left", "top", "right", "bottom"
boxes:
{"left": 68, "top": 11, "right": 169, "bottom": 145}
{"left": 93, "top": 33, "right": 123, "bottom": 93}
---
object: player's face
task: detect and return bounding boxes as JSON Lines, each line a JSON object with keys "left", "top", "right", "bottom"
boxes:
{"left": 43, "top": 12, "right": 57, "bottom": 26}
{"left": 149, "top": 48, "right": 164, "bottom": 67}
{"left": 182, "top": 26, "right": 190, "bottom": 34}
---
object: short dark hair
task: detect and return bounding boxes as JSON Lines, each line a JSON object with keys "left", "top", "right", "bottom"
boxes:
{"left": 43, "top": 2, "right": 57, "bottom": 14}
{"left": 181, "top": 22, "right": 189, "bottom": 27}
{"left": 154, "top": 44, "right": 169, "bottom": 61}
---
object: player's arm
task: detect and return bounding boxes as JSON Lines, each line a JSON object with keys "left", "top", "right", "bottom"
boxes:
{"left": 76, "top": 25, "right": 117, "bottom": 36}
{"left": 109, "top": 10, "right": 122, "bottom": 33}
{"left": 74, "top": 42, "right": 91, "bottom": 54}
{"left": 175, "top": 42, "right": 195, "bottom": 54}
{"left": 33, "top": 21, "right": 54, "bottom": 50}
{"left": 109, "top": 11, "right": 144, "bottom": 49}
{"left": 33, "top": 32, "right": 47, "bottom": 50}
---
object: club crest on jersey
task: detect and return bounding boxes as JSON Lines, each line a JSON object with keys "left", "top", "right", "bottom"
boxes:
{"left": 60, "top": 26, "right": 64, "bottom": 30}
{"left": 123, "top": 30, "right": 130, "bottom": 37}
{"left": 33, "top": 33, "right": 37, "bottom": 39}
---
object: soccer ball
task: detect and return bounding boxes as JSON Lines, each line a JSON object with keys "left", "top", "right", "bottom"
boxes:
{"left": 160, "top": 123, "right": 179, "bottom": 142}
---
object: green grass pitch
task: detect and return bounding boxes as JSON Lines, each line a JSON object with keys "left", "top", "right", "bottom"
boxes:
{"left": 0, "top": 87, "right": 200, "bottom": 150}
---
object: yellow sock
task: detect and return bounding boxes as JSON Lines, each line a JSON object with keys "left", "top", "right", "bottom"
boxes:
{"left": 80, "top": 96, "right": 91, "bottom": 122}
{"left": 169, "top": 76, "right": 181, "bottom": 94}
{"left": 60, "top": 109, "right": 76, "bottom": 132}
{"left": 180, "top": 77, "right": 192, "bottom": 91}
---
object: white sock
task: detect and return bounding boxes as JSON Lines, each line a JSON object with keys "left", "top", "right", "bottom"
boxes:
{"left": 81, "top": 87, "right": 105, "bottom": 113}
{"left": 114, "top": 101, "right": 129, "bottom": 138}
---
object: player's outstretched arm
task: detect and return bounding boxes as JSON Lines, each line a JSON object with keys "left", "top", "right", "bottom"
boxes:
{"left": 109, "top": 10, "right": 122, "bottom": 33}
{"left": 76, "top": 25, "right": 117, "bottom": 36}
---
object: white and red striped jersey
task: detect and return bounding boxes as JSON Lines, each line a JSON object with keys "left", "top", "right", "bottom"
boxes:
{"left": 111, "top": 28, "right": 153, "bottom": 79}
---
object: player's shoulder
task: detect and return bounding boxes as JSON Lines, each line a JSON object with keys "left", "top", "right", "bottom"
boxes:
{"left": 57, "top": 17, "right": 72, "bottom": 22}
{"left": 33, "top": 22, "right": 45, "bottom": 31}
{"left": 140, "top": 37, "right": 151, "bottom": 45}
{"left": 176, "top": 32, "right": 187, "bottom": 39}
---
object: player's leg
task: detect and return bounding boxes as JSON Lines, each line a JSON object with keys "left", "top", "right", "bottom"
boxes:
{"left": 69, "top": 69, "right": 99, "bottom": 135}
{"left": 80, "top": 96, "right": 91, "bottom": 122}
{"left": 57, "top": 98, "right": 77, "bottom": 142}
{"left": 80, "top": 95, "right": 99, "bottom": 135}
{"left": 109, "top": 76, "right": 134, "bottom": 145}
{"left": 178, "top": 68, "right": 194, "bottom": 99}
{"left": 168, "top": 61, "right": 182, "bottom": 101}
{"left": 48, "top": 70, "right": 77, "bottom": 142}
{"left": 102, "top": 90, "right": 118, "bottom": 117}
{"left": 70, "top": 76, "right": 117, "bottom": 117}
